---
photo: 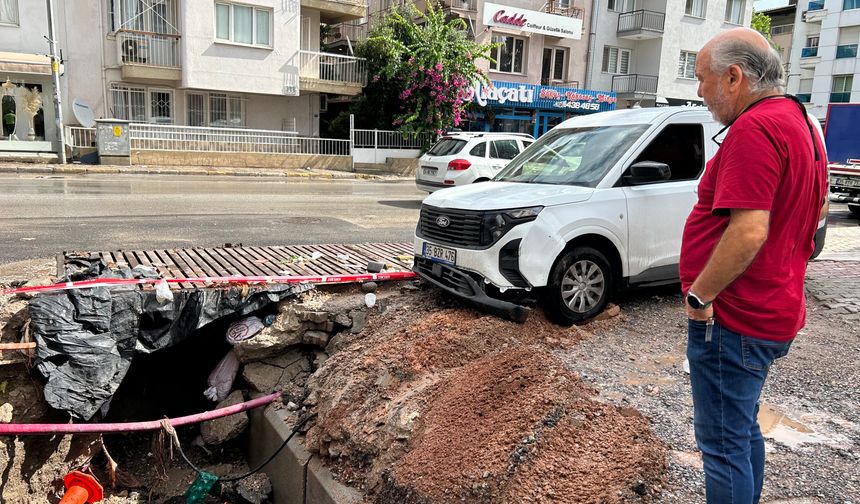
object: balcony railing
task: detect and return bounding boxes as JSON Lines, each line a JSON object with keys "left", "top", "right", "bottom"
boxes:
{"left": 617, "top": 10, "right": 665, "bottom": 34}
{"left": 801, "top": 46, "right": 819, "bottom": 58}
{"left": 440, "top": 0, "right": 477, "bottom": 11}
{"left": 299, "top": 50, "right": 367, "bottom": 86}
{"left": 544, "top": 2, "right": 585, "bottom": 18}
{"left": 325, "top": 22, "right": 368, "bottom": 44}
{"left": 836, "top": 44, "right": 858, "bottom": 59}
{"left": 796, "top": 93, "right": 812, "bottom": 103}
{"left": 830, "top": 92, "right": 851, "bottom": 103}
{"left": 770, "top": 24, "right": 793, "bottom": 36}
{"left": 808, "top": 0, "right": 824, "bottom": 10}
{"left": 611, "top": 74, "right": 658, "bottom": 94}
{"left": 117, "top": 30, "right": 181, "bottom": 68}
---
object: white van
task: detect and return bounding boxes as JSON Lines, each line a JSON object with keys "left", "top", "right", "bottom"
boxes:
{"left": 413, "top": 106, "right": 827, "bottom": 324}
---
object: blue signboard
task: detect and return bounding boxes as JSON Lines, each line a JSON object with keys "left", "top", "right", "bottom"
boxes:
{"left": 467, "top": 80, "right": 617, "bottom": 113}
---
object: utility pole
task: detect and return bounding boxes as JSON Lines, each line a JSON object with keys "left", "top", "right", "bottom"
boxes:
{"left": 46, "top": 0, "right": 66, "bottom": 164}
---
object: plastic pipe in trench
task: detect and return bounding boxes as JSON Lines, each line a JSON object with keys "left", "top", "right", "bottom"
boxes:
{"left": 0, "top": 392, "right": 280, "bottom": 436}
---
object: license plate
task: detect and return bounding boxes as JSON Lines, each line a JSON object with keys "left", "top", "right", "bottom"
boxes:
{"left": 421, "top": 166, "right": 438, "bottom": 176}
{"left": 423, "top": 243, "right": 456, "bottom": 265}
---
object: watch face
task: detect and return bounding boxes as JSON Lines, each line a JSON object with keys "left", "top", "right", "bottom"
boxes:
{"left": 687, "top": 294, "right": 702, "bottom": 309}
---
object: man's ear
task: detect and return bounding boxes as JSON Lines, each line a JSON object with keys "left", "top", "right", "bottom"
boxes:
{"left": 727, "top": 64, "right": 743, "bottom": 87}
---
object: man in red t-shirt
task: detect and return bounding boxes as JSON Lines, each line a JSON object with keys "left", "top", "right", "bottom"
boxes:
{"left": 680, "top": 28, "right": 827, "bottom": 504}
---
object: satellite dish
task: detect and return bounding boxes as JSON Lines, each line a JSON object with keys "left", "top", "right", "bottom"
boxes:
{"left": 72, "top": 99, "right": 96, "bottom": 128}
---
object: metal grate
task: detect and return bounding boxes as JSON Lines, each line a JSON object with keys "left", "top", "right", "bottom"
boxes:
{"left": 61, "top": 243, "right": 415, "bottom": 290}
{"left": 418, "top": 205, "right": 484, "bottom": 248}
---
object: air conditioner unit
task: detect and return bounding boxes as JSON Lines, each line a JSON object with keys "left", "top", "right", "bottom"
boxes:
{"left": 121, "top": 38, "right": 149, "bottom": 64}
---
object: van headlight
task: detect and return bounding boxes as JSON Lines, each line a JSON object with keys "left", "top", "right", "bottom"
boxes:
{"left": 481, "top": 206, "right": 543, "bottom": 245}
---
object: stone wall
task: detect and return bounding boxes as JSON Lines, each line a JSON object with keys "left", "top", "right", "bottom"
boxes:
{"left": 131, "top": 151, "right": 352, "bottom": 171}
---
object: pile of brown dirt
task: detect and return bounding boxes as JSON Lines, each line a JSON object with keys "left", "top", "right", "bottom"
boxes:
{"left": 304, "top": 295, "right": 666, "bottom": 503}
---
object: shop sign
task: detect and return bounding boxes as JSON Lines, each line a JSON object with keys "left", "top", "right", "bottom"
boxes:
{"left": 467, "top": 80, "right": 617, "bottom": 114}
{"left": 483, "top": 2, "right": 582, "bottom": 39}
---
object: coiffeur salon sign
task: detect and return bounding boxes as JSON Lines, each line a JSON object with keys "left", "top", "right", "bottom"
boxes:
{"left": 483, "top": 2, "right": 582, "bottom": 39}
{"left": 467, "top": 80, "right": 617, "bottom": 113}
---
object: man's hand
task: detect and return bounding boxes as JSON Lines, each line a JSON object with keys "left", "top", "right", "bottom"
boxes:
{"left": 685, "top": 298, "right": 714, "bottom": 321}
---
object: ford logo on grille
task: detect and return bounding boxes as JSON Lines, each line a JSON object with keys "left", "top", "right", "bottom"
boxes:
{"left": 436, "top": 216, "right": 450, "bottom": 228}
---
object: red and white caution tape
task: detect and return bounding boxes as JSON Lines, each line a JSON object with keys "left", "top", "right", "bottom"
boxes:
{"left": 0, "top": 271, "right": 418, "bottom": 296}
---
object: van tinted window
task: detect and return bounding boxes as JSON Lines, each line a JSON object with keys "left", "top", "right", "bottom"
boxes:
{"left": 626, "top": 124, "right": 705, "bottom": 183}
{"left": 427, "top": 139, "right": 466, "bottom": 156}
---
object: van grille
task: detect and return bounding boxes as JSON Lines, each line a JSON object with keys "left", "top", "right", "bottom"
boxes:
{"left": 418, "top": 205, "right": 484, "bottom": 248}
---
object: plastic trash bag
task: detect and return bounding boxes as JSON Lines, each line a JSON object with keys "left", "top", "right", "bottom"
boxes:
{"left": 204, "top": 349, "right": 240, "bottom": 402}
{"left": 226, "top": 315, "right": 266, "bottom": 345}
{"left": 155, "top": 280, "right": 173, "bottom": 304}
{"left": 364, "top": 293, "right": 377, "bottom": 308}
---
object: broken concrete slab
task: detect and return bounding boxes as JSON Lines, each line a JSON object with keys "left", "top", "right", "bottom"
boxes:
{"left": 234, "top": 323, "right": 303, "bottom": 363}
{"left": 202, "top": 390, "right": 249, "bottom": 445}
{"left": 303, "top": 330, "right": 329, "bottom": 348}
{"left": 243, "top": 350, "right": 311, "bottom": 393}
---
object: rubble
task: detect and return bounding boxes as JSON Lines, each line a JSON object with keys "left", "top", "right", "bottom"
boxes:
{"left": 201, "top": 390, "right": 250, "bottom": 445}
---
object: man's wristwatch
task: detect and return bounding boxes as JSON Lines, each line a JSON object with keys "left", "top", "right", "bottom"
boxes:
{"left": 686, "top": 291, "right": 713, "bottom": 310}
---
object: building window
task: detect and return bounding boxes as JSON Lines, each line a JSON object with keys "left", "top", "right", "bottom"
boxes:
{"left": 845, "top": 0, "right": 860, "bottom": 10}
{"left": 608, "top": 0, "right": 635, "bottom": 12}
{"left": 0, "top": 0, "right": 18, "bottom": 25}
{"left": 724, "top": 0, "right": 744, "bottom": 24}
{"left": 489, "top": 35, "right": 525, "bottom": 74}
{"left": 215, "top": 2, "right": 273, "bottom": 47}
{"left": 685, "top": 0, "right": 706, "bottom": 17}
{"left": 109, "top": 84, "right": 147, "bottom": 122}
{"left": 837, "top": 27, "right": 860, "bottom": 58}
{"left": 831, "top": 75, "right": 853, "bottom": 103}
{"left": 111, "top": 0, "right": 179, "bottom": 34}
{"left": 602, "top": 46, "right": 631, "bottom": 75}
{"left": 209, "top": 93, "right": 245, "bottom": 127}
{"left": 149, "top": 89, "right": 173, "bottom": 124}
{"left": 541, "top": 47, "right": 567, "bottom": 85}
{"left": 678, "top": 51, "right": 697, "bottom": 79}
{"left": 187, "top": 93, "right": 206, "bottom": 126}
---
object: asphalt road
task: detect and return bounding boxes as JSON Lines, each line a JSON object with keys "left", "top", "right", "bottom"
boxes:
{"left": 0, "top": 174, "right": 425, "bottom": 263}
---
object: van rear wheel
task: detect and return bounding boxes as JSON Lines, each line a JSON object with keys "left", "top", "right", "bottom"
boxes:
{"left": 544, "top": 246, "right": 612, "bottom": 325}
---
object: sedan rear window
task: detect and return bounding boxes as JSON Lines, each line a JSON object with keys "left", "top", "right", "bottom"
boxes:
{"left": 427, "top": 139, "right": 466, "bottom": 156}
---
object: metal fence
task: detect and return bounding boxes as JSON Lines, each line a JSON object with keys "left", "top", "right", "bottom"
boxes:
{"left": 352, "top": 129, "right": 435, "bottom": 149}
{"left": 326, "top": 22, "right": 368, "bottom": 44}
{"left": 129, "top": 123, "right": 350, "bottom": 156}
{"left": 770, "top": 24, "right": 793, "bottom": 36}
{"left": 611, "top": 74, "right": 659, "bottom": 94}
{"left": 66, "top": 127, "right": 97, "bottom": 148}
{"left": 617, "top": 10, "right": 665, "bottom": 33}
{"left": 298, "top": 50, "right": 367, "bottom": 86}
{"left": 117, "top": 30, "right": 181, "bottom": 68}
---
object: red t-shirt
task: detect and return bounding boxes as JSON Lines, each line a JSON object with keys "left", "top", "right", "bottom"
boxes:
{"left": 680, "top": 98, "right": 827, "bottom": 341}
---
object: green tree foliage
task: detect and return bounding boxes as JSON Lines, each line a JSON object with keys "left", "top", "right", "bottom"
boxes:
{"left": 353, "top": 1, "right": 494, "bottom": 136}
{"left": 751, "top": 11, "right": 773, "bottom": 41}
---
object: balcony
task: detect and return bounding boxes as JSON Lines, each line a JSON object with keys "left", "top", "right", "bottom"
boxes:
{"left": 796, "top": 93, "right": 812, "bottom": 103}
{"left": 617, "top": 10, "right": 665, "bottom": 40}
{"left": 298, "top": 50, "right": 367, "bottom": 96}
{"left": 802, "top": 1, "right": 827, "bottom": 22}
{"left": 544, "top": 1, "right": 585, "bottom": 18}
{"left": 439, "top": 0, "right": 478, "bottom": 13}
{"left": 116, "top": 30, "right": 181, "bottom": 81}
{"left": 830, "top": 92, "right": 851, "bottom": 103}
{"left": 799, "top": 46, "right": 821, "bottom": 69}
{"left": 324, "top": 22, "right": 368, "bottom": 46}
{"left": 611, "top": 74, "right": 658, "bottom": 98}
{"left": 770, "top": 24, "right": 793, "bottom": 36}
{"left": 302, "top": 0, "right": 365, "bottom": 24}
{"left": 836, "top": 44, "right": 858, "bottom": 59}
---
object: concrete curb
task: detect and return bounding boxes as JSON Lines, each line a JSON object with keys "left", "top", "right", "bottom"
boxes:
{"left": 0, "top": 163, "right": 411, "bottom": 181}
{"left": 248, "top": 404, "right": 363, "bottom": 504}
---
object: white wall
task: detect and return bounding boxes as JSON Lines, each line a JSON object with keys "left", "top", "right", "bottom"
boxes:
{"left": 181, "top": 0, "right": 302, "bottom": 96}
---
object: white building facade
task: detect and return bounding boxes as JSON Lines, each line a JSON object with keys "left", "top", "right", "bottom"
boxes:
{"left": 1, "top": 0, "right": 367, "bottom": 144}
{"left": 787, "top": 0, "right": 860, "bottom": 122}
{"left": 586, "top": 0, "right": 753, "bottom": 108}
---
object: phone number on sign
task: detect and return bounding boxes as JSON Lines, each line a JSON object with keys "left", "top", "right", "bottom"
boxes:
{"left": 552, "top": 101, "right": 601, "bottom": 111}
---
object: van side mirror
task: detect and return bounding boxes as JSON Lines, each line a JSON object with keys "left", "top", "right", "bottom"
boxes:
{"left": 624, "top": 161, "right": 671, "bottom": 186}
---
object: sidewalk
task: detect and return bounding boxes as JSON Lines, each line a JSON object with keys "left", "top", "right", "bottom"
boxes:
{"left": 0, "top": 161, "right": 411, "bottom": 180}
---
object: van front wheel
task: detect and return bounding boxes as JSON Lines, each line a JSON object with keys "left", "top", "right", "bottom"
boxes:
{"left": 544, "top": 247, "right": 612, "bottom": 325}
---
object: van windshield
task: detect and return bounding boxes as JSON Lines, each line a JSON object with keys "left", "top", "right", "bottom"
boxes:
{"left": 494, "top": 125, "right": 650, "bottom": 187}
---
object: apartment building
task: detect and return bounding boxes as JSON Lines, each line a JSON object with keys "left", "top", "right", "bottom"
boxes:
{"left": 1, "top": 0, "right": 368, "bottom": 141}
{"left": 329, "top": 0, "right": 619, "bottom": 137}
{"left": 787, "top": 0, "right": 860, "bottom": 123}
{"left": 588, "top": 0, "right": 753, "bottom": 109}
{"left": 0, "top": 0, "right": 59, "bottom": 154}
{"left": 759, "top": 1, "right": 797, "bottom": 68}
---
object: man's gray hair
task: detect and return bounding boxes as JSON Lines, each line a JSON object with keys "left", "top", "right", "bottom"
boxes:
{"left": 709, "top": 38, "right": 785, "bottom": 94}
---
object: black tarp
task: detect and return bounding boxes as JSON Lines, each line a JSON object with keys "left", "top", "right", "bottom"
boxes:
{"left": 28, "top": 257, "right": 310, "bottom": 420}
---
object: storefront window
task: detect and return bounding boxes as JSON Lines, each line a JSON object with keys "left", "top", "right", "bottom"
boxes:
{"left": 490, "top": 35, "right": 525, "bottom": 74}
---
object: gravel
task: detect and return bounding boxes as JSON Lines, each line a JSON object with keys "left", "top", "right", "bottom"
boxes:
{"left": 560, "top": 285, "right": 860, "bottom": 504}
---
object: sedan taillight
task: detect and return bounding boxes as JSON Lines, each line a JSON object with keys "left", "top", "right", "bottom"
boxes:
{"left": 447, "top": 159, "right": 471, "bottom": 171}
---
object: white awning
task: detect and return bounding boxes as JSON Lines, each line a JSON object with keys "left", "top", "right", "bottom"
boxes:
{"left": 0, "top": 51, "right": 52, "bottom": 76}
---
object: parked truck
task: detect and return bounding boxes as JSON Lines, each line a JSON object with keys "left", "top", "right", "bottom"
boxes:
{"left": 825, "top": 103, "right": 860, "bottom": 217}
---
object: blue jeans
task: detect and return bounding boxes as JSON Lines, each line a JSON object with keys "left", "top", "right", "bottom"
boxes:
{"left": 687, "top": 318, "right": 792, "bottom": 504}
